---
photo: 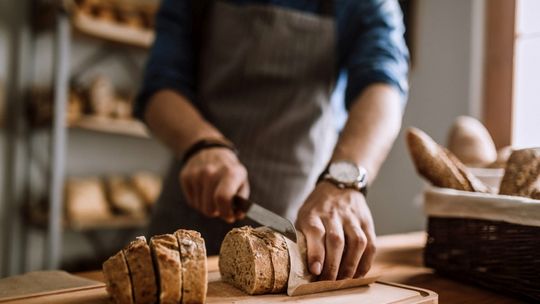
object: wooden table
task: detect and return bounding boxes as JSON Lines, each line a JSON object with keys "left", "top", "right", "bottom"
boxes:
{"left": 79, "top": 232, "right": 524, "bottom": 304}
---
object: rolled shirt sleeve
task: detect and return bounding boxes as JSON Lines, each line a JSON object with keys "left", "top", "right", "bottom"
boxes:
{"left": 134, "top": 0, "right": 195, "bottom": 121}
{"left": 343, "top": 0, "right": 410, "bottom": 110}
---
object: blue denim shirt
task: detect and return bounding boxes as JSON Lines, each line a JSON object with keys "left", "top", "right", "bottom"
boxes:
{"left": 135, "top": 0, "right": 409, "bottom": 120}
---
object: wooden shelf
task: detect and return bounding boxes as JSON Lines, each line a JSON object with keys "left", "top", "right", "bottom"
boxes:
{"left": 64, "top": 0, "right": 157, "bottom": 49}
{"left": 71, "top": 12, "right": 154, "bottom": 49}
{"left": 69, "top": 116, "right": 150, "bottom": 138}
{"left": 27, "top": 207, "right": 149, "bottom": 232}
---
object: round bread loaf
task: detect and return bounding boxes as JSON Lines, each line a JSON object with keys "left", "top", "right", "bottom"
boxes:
{"left": 499, "top": 148, "right": 540, "bottom": 199}
{"left": 219, "top": 226, "right": 283, "bottom": 295}
{"left": 447, "top": 116, "right": 497, "bottom": 167}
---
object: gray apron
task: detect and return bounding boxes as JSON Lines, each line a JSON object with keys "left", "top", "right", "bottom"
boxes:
{"left": 149, "top": 0, "right": 338, "bottom": 254}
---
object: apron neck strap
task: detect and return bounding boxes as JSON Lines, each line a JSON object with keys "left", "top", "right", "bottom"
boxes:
{"left": 318, "top": 0, "right": 335, "bottom": 17}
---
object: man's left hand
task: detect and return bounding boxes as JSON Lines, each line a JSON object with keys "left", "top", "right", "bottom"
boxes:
{"left": 295, "top": 181, "right": 376, "bottom": 281}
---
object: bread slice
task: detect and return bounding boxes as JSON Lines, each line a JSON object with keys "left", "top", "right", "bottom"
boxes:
{"left": 124, "top": 236, "right": 157, "bottom": 304}
{"left": 219, "top": 226, "right": 275, "bottom": 295}
{"left": 254, "top": 227, "right": 290, "bottom": 293}
{"left": 499, "top": 148, "right": 540, "bottom": 198}
{"left": 150, "top": 234, "right": 182, "bottom": 304}
{"left": 175, "top": 229, "right": 207, "bottom": 304}
{"left": 102, "top": 250, "right": 134, "bottom": 304}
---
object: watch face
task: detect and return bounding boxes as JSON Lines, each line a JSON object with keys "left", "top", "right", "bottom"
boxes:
{"left": 328, "top": 161, "right": 360, "bottom": 184}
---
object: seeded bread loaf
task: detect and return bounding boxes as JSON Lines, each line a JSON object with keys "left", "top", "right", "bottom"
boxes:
{"left": 406, "top": 127, "right": 490, "bottom": 192}
{"left": 150, "top": 234, "right": 182, "bottom": 304}
{"left": 255, "top": 227, "right": 290, "bottom": 293}
{"left": 175, "top": 229, "right": 207, "bottom": 304}
{"left": 499, "top": 148, "right": 540, "bottom": 199}
{"left": 102, "top": 250, "right": 134, "bottom": 304}
{"left": 219, "top": 226, "right": 290, "bottom": 295}
{"left": 124, "top": 236, "right": 157, "bottom": 304}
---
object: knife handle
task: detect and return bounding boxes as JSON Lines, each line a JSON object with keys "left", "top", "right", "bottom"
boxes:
{"left": 232, "top": 195, "right": 252, "bottom": 214}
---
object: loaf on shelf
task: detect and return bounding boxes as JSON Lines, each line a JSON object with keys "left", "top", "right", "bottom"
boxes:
{"left": 131, "top": 172, "right": 162, "bottom": 208}
{"left": 406, "top": 127, "right": 491, "bottom": 193}
{"left": 219, "top": 226, "right": 290, "bottom": 295}
{"left": 103, "top": 230, "right": 207, "bottom": 304}
{"left": 106, "top": 176, "right": 146, "bottom": 216}
{"left": 65, "top": 177, "right": 111, "bottom": 223}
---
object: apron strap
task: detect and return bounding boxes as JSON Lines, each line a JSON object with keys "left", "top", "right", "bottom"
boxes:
{"left": 318, "top": 0, "right": 335, "bottom": 17}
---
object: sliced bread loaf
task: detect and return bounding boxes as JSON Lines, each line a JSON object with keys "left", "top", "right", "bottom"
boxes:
{"left": 124, "top": 236, "right": 157, "bottom": 304}
{"left": 254, "top": 227, "right": 290, "bottom": 293}
{"left": 175, "top": 229, "right": 207, "bottom": 304}
{"left": 219, "top": 226, "right": 285, "bottom": 295}
{"left": 102, "top": 250, "right": 134, "bottom": 304}
{"left": 150, "top": 234, "right": 182, "bottom": 304}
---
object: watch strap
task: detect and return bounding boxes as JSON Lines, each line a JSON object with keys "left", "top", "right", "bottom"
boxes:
{"left": 181, "top": 138, "right": 238, "bottom": 164}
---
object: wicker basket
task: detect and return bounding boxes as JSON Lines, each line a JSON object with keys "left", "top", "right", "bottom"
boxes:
{"left": 423, "top": 187, "right": 540, "bottom": 301}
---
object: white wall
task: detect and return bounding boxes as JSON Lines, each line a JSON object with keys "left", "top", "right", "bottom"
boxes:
{"left": 369, "top": 0, "right": 482, "bottom": 235}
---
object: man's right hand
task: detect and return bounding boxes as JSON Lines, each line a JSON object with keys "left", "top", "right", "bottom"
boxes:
{"left": 179, "top": 148, "right": 250, "bottom": 223}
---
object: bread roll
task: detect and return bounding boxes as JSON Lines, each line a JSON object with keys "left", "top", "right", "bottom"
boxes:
{"left": 499, "top": 148, "right": 540, "bottom": 199}
{"left": 447, "top": 116, "right": 497, "bottom": 167}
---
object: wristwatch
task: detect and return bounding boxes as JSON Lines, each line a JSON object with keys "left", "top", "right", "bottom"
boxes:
{"left": 318, "top": 160, "right": 368, "bottom": 196}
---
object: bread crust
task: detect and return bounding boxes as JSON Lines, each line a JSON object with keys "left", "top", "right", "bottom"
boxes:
{"left": 175, "top": 229, "right": 207, "bottom": 304}
{"left": 150, "top": 234, "right": 182, "bottom": 304}
{"left": 499, "top": 148, "right": 540, "bottom": 199}
{"left": 219, "top": 226, "right": 274, "bottom": 295}
{"left": 124, "top": 236, "right": 157, "bottom": 304}
{"left": 254, "top": 227, "right": 290, "bottom": 293}
{"left": 406, "top": 127, "right": 490, "bottom": 192}
{"left": 102, "top": 250, "right": 134, "bottom": 304}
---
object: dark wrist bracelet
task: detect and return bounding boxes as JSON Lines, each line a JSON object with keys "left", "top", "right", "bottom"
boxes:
{"left": 181, "top": 138, "right": 239, "bottom": 164}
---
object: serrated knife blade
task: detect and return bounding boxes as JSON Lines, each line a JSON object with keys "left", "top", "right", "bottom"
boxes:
{"left": 233, "top": 195, "right": 297, "bottom": 243}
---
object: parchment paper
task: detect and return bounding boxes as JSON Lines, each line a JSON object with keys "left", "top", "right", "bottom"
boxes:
{"left": 285, "top": 232, "right": 379, "bottom": 296}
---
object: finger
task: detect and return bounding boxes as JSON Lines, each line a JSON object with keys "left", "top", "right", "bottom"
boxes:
{"left": 320, "top": 217, "right": 345, "bottom": 281}
{"left": 299, "top": 217, "right": 326, "bottom": 276}
{"left": 234, "top": 181, "right": 250, "bottom": 220}
{"left": 354, "top": 223, "right": 377, "bottom": 278}
{"left": 201, "top": 168, "right": 219, "bottom": 217}
{"left": 214, "top": 170, "right": 245, "bottom": 223}
{"left": 338, "top": 218, "right": 366, "bottom": 279}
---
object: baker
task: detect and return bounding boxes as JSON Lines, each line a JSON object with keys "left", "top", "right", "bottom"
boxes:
{"left": 135, "top": 0, "right": 409, "bottom": 281}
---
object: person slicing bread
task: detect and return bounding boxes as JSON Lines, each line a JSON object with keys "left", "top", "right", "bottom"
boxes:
{"left": 136, "top": 0, "right": 409, "bottom": 281}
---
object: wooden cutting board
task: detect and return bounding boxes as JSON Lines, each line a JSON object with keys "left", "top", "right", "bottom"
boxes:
{"left": 0, "top": 270, "right": 437, "bottom": 304}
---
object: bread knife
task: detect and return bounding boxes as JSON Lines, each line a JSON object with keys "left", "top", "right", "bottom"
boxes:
{"left": 233, "top": 195, "right": 297, "bottom": 243}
